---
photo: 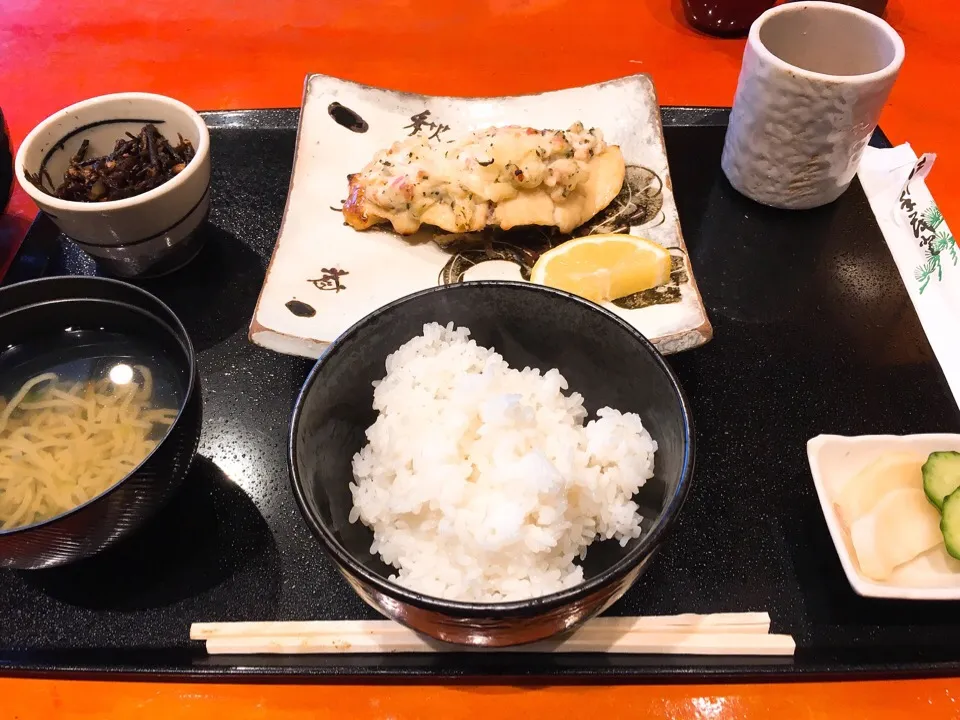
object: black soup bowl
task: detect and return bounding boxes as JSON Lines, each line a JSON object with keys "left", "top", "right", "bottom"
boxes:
{"left": 290, "top": 281, "right": 694, "bottom": 646}
{"left": 0, "top": 276, "right": 202, "bottom": 569}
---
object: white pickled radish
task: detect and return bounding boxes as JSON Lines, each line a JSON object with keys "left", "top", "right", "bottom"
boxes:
{"left": 850, "top": 488, "right": 943, "bottom": 581}
{"left": 835, "top": 453, "right": 925, "bottom": 526}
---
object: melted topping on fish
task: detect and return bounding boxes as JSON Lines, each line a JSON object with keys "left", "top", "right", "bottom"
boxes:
{"left": 343, "top": 122, "right": 625, "bottom": 235}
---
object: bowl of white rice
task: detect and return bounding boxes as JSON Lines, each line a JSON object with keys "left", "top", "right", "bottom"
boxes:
{"left": 289, "top": 281, "right": 694, "bottom": 647}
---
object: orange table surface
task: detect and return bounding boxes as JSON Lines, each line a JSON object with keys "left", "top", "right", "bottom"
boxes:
{"left": 2, "top": 677, "right": 960, "bottom": 720}
{"left": 1, "top": 0, "right": 960, "bottom": 716}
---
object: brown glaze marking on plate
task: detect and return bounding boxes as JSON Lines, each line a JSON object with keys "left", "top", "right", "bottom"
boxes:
{"left": 308, "top": 267, "right": 349, "bottom": 292}
{"left": 285, "top": 299, "right": 317, "bottom": 317}
{"left": 328, "top": 103, "right": 369, "bottom": 133}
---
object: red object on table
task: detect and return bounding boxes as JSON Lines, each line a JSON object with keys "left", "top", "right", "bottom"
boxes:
{"left": 681, "top": 0, "right": 776, "bottom": 36}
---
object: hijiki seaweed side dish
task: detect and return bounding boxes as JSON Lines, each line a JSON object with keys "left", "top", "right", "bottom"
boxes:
{"left": 26, "top": 124, "right": 196, "bottom": 203}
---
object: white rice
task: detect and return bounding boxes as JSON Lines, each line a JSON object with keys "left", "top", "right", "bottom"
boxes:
{"left": 349, "top": 322, "right": 657, "bottom": 602}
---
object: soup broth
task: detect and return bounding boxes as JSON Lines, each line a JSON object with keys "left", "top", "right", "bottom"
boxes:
{"left": 0, "top": 328, "right": 185, "bottom": 531}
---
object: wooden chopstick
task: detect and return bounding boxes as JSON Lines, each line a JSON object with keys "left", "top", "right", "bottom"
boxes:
{"left": 206, "top": 628, "right": 796, "bottom": 655}
{"left": 192, "top": 612, "right": 794, "bottom": 657}
{"left": 202, "top": 630, "right": 795, "bottom": 656}
{"left": 190, "top": 611, "right": 771, "bottom": 641}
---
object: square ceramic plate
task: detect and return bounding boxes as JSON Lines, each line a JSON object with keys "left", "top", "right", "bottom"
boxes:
{"left": 807, "top": 433, "right": 960, "bottom": 600}
{"left": 249, "top": 73, "right": 712, "bottom": 358}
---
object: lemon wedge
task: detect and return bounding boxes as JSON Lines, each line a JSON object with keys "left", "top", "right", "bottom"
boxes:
{"left": 529, "top": 234, "right": 672, "bottom": 304}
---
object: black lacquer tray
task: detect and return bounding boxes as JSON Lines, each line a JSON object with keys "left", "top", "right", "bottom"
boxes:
{"left": 2, "top": 107, "right": 959, "bottom": 681}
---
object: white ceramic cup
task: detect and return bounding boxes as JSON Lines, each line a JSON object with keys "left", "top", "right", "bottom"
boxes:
{"left": 15, "top": 92, "right": 211, "bottom": 278}
{"left": 721, "top": 1, "right": 905, "bottom": 210}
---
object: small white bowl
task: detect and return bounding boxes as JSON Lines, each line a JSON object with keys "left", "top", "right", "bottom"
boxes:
{"left": 807, "top": 433, "right": 960, "bottom": 600}
{"left": 15, "top": 92, "right": 211, "bottom": 278}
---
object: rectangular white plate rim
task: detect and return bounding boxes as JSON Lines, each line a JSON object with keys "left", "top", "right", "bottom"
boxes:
{"left": 249, "top": 72, "right": 712, "bottom": 359}
{"left": 807, "top": 432, "right": 960, "bottom": 600}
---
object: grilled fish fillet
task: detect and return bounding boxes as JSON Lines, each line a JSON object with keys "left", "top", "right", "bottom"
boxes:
{"left": 343, "top": 123, "right": 625, "bottom": 236}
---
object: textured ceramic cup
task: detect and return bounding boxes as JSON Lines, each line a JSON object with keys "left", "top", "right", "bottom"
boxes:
{"left": 15, "top": 93, "right": 211, "bottom": 278}
{"left": 721, "top": 1, "right": 904, "bottom": 210}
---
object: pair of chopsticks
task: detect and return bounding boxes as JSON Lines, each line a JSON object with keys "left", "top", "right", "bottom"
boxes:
{"left": 191, "top": 611, "right": 795, "bottom": 656}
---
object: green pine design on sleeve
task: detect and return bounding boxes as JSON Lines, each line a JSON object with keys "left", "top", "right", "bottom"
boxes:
{"left": 913, "top": 205, "right": 955, "bottom": 294}
{"left": 924, "top": 206, "right": 944, "bottom": 231}
{"left": 915, "top": 257, "right": 939, "bottom": 294}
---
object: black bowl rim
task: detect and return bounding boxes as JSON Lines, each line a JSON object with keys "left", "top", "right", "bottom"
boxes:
{"left": 0, "top": 275, "right": 198, "bottom": 537}
{"left": 289, "top": 280, "right": 695, "bottom": 618}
